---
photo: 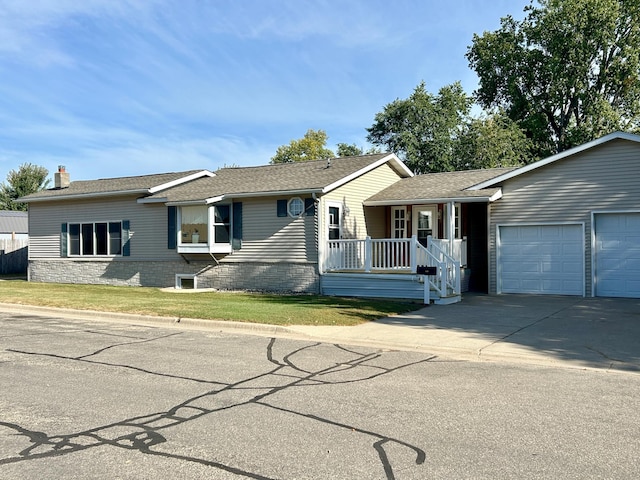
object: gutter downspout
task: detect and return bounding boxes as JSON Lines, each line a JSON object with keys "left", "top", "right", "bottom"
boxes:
{"left": 314, "top": 193, "right": 324, "bottom": 275}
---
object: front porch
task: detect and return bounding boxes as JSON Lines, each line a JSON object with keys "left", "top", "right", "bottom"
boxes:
{"left": 321, "top": 236, "right": 465, "bottom": 304}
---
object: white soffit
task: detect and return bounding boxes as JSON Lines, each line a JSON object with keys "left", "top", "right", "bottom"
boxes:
{"left": 148, "top": 170, "right": 215, "bottom": 194}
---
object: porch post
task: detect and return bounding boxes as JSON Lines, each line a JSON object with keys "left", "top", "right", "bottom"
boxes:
{"left": 447, "top": 201, "right": 455, "bottom": 257}
{"left": 410, "top": 235, "right": 418, "bottom": 273}
{"left": 364, "top": 236, "right": 372, "bottom": 272}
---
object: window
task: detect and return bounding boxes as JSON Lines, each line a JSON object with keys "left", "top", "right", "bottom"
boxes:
{"left": 454, "top": 204, "right": 462, "bottom": 239}
{"left": 175, "top": 274, "right": 197, "bottom": 289}
{"left": 288, "top": 197, "right": 304, "bottom": 217}
{"left": 213, "top": 205, "right": 230, "bottom": 244}
{"left": 177, "top": 205, "right": 232, "bottom": 250}
{"left": 181, "top": 205, "right": 208, "bottom": 244}
{"left": 67, "top": 222, "right": 123, "bottom": 256}
{"left": 328, "top": 205, "right": 341, "bottom": 240}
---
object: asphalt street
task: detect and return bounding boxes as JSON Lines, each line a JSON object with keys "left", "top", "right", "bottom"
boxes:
{"left": 1, "top": 309, "right": 639, "bottom": 479}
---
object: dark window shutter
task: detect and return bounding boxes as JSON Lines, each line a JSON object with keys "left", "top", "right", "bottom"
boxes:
{"left": 277, "top": 199, "right": 287, "bottom": 217}
{"left": 167, "top": 206, "right": 177, "bottom": 249}
{"left": 60, "top": 223, "right": 68, "bottom": 257}
{"left": 305, "top": 198, "right": 315, "bottom": 216}
{"left": 122, "top": 220, "right": 130, "bottom": 256}
{"left": 232, "top": 202, "right": 242, "bottom": 250}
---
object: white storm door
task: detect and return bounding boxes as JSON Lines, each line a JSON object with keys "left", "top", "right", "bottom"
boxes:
{"left": 391, "top": 207, "right": 407, "bottom": 239}
{"left": 413, "top": 207, "right": 437, "bottom": 246}
{"left": 327, "top": 203, "right": 342, "bottom": 240}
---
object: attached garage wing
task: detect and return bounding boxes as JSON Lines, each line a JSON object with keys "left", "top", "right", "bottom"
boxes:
{"left": 498, "top": 224, "right": 584, "bottom": 295}
{"left": 594, "top": 212, "right": 640, "bottom": 298}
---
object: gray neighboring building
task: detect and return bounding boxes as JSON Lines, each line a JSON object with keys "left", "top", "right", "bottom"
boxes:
{"left": 0, "top": 211, "right": 28, "bottom": 240}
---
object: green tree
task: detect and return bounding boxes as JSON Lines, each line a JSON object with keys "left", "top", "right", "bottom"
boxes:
{"left": 0, "top": 163, "right": 50, "bottom": 211}
{"left": 336, "top": 143, "right": 363, "bottom": 157}
{"left": 335, "top": 143, "right": 381, "bottom": 157}
{"left": 366, "top": 81, "right": 472, "bottom": 173}
{"left": 454, "top": 112, "right": 534, "bottom": 170}
{"left": 467, "top": 0, "right": 640, "bottom": 157}
{"left": 270, "top": 129, "right": 335, "bottom": 164}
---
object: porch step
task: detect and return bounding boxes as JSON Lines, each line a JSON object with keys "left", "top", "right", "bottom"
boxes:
{"left": 433, "top": 294, "right": 461, "bottom": 305}
{"left": 321, "top": 273, "right": 424, "bottom": 300}
{"left": 321, "top": 273, "right": 460, "bottom": 304}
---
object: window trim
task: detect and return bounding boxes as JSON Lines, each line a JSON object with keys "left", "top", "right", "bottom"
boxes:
{"left": 212, "top": 204, "right": 231, "bottom": 245}
{"left": 66, "top": 221, "right": 124, "bottom": 257}
{"left": 176, "top": 204, "right": 233, "bottom": 254}
{"left": 287, "top": 197, "right": 304, "bottom": 217}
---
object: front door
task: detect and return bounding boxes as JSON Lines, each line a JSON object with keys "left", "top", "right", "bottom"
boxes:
{"left": 413, "top": 206, "right": 437, "bottom": 246}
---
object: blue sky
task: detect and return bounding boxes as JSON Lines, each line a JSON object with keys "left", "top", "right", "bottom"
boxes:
{"left": 0, "top": 0, "right": 531, "bottom": 183}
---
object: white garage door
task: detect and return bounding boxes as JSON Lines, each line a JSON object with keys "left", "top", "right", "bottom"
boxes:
{"left": 594, "top": 213, "right": 640, "bottom": 298}
{"left": 498, "top": 224, "right": 584, "bottom": 295}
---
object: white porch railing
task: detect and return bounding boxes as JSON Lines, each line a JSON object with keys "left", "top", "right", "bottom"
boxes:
{"left": 325, "top": 235, "right": 462, "bottom": 301}
{"left": 430, "top": 238, "right": 467, "bottom": 267}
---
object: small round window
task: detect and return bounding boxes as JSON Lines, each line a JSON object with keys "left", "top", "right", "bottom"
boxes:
{"left": 288, "top": 197, "right": 304, "bottom": 217}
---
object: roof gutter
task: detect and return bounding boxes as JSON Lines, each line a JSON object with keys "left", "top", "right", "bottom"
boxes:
{"left": 364, "top": 190, "right": 502, "bottom": 207}
{"left": 162, "top": 188, "right": 326, "bottom": 206}
{"left": 18, "top": 189, "right": 150, "bottom": 203}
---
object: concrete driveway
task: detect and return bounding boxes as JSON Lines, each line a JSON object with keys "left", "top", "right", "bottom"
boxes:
{"left": 2, "top": 294, "right": 639, "bottom": 372}
{"left": 289, "top": 294, "right": 640, "bottom": 373}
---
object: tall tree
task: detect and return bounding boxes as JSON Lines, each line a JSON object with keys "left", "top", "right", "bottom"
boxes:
{"left": 467, "top": 0, "right": 640, "bottom": 157}
{"left": 335, "top": 143, "right": 381, "bottom": 157}
{"left": 336, "top": 143, "right": 364, "bottom": 157}
{"left": 0, "top": 163, "right": 50, "bottom": 211}
{"left": 366, "top": 82, "right": 472, "bottom": 173}
{"left": 271, "top": 129, "right": 335, "bottom": 164}
{"left": 454, "top": 112, "right": 534, "bottom": 170}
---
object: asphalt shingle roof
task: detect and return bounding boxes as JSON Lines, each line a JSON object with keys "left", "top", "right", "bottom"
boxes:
{"left": 365, "top": 167, "right": 517, "bottom": 204}
{"left": 19, "top": 155, "right": 400, "bottom": 204}
{"left": 19, "top": 170, "right": 204, "bottom": 201}
{"left": 146, "top": 154, "right": 393, "bottom": 203}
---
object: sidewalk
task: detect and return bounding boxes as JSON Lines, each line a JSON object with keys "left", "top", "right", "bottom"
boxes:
{"left": 2, "top": 294, "right": 639, "bottom": 373}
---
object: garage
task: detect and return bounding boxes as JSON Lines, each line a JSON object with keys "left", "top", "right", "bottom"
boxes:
{"left": 498, "top": 224, "right": 584, "bottom": 295}
{"left": 594, "top": 212, "right": 640, "bottom": 298}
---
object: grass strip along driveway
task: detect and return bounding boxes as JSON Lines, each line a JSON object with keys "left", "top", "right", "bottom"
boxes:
{"left": 0, "top": 280, "right": 418, "bottom": 326}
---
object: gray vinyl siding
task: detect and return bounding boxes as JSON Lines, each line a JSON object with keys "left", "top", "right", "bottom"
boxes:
{"left": 322, "top": 163, "right": 402, "bottom": 239}
{"left": 28, "top": 196, "right": 179, "bottom": 260}
{"left": 223, "top": 196, "right": 317, "bottom": 263}
{"left": 488, "top": 138, "right": 640, "bottom": 295}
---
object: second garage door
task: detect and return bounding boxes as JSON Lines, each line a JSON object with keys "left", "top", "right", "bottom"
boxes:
{"left": 498, "top": 224, "right": 584, "bottom": 295}
{"left": 594, "top": 212, "right": 640, "bottom": 298}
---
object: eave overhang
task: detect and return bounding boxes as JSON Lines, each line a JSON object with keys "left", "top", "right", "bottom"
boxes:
{"left": 160, "top": 188, "right": 325, "bottom": 206}
{"left": 19, "top": 189, "right": 149, "bottom": 203}
{"left": 322, "top": 154, "right": 413, "bottom": 194}
{"left": 364, "top": 189, "right": 502, "bottom": 207}
{"left": 469, "top": 131, "right": 640, "bottom": 190}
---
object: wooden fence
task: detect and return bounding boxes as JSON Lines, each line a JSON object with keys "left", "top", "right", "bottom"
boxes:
{"left": 0, "top": 239, "right": 28, "bottom": 274}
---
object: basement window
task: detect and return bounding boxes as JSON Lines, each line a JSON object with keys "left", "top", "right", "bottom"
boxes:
{"left": 175, "top": 274, "right": 197, "bottom": 289}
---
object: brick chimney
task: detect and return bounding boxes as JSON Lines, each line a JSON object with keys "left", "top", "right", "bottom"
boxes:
{"left": 54, "top": 165, "right": 70, "bottom": 189}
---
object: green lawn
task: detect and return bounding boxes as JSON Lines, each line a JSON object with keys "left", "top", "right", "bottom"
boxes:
{"left": 0, "top": 280, "right": 419, "bottom": 326}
